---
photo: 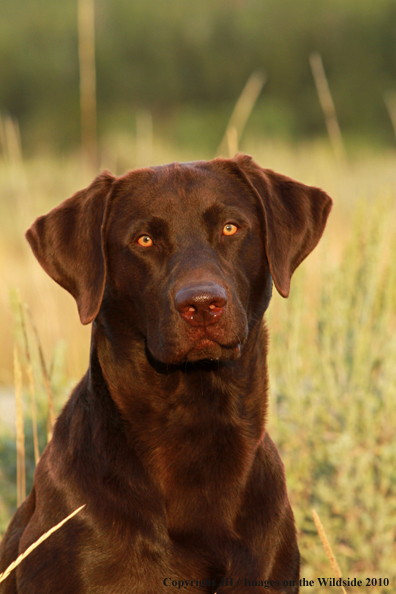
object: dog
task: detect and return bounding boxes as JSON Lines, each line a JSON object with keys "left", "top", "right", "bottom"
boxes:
{"left": 0, "top": 154, "right": 332, "bottom": 593}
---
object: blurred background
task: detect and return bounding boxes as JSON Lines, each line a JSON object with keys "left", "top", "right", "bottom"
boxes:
{"left": 1, "top": 0, "right": 396, "bottom": 157}
{"left": 1, "top": 0, "right": 396, "bottom": 590}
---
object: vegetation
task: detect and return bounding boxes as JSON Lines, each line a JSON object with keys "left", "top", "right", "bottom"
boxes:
{"left": 1, "top": 0, "right": 396, "bottom": 154}
{"left": 1, "top": 135, "right": 396, "bottom": 591}
{"left": 267, "top": 177, "right": 396, "bottom": 590}
{"left": 1, "top": 2, "right": 396, "bottom": 587}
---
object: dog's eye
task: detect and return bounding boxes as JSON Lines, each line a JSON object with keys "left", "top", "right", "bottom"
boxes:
{"left": 137, "top": 235, "right": 153, "bottom": 247}
{"left": 222, "top": 223, "right": 238, "bottom": 236}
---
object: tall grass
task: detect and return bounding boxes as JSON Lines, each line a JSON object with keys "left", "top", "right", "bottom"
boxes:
{"left": 0, "top": 138, "right": 395, "bottom": 591}
{"left": 267, "top": 184, "right": 396, "bottom": 591}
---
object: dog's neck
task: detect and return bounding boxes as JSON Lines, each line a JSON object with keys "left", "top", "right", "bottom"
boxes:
{"left": 92, "top": 317, "right": 268, "bottom": 422}
{"left": 89, "top": 317, "right": 269, "bottom": 526}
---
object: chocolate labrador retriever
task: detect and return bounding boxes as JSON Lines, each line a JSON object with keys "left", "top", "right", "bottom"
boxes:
{"left": 0, "top": 154, "right": 332, "bottom": 593}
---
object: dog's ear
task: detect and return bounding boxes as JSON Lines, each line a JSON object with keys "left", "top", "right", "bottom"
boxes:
{"left": 233, "top": 154, "right": 332, "bottom": 298}
{"left": 26, "top": 171, "right": 115, "bottom": 324}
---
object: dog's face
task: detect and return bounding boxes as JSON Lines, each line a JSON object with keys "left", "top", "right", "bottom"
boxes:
{"left": 26, "top": 155, "right": 332, "bottom": 365}
{"left": 103, "top": 162, "right": 271, "bottom": 364}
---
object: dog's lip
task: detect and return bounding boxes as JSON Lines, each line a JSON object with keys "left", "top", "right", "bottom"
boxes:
{"left": 147, "top": 338, "right": 242, "bottom": 366}
{"left": 192, "top": 337, "right": 218, "bottom": 351}
{"left": 191, "top": 337, "right": 242, "bottom": 357}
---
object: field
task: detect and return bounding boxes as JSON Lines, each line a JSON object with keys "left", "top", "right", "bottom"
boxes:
{"left": 1, "top": 136, "right": 396, "bottom": 592}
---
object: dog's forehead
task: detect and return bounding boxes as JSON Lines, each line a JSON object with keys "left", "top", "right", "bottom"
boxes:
{"left": 113, "top": 161, "right": 253, "bottom": 217}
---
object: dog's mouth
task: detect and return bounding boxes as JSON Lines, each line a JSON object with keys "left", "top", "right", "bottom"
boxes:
{"left": 192, "top": 337, "right": 219, "bottom": 352}
{"left": 146, "top": 313, "right": 247, "bottom": 366}
{"left": 145, "top": 336, "right": 242, "bottom": 369}
{"left": 186, "top": 337, "right": 241, "bottom": 362}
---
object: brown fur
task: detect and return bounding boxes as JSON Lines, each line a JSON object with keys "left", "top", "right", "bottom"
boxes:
{"left": 0, "top": 155, "right": 332, "bottom": 593}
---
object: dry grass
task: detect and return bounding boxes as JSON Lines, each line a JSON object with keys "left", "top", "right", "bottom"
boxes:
{"left": 312, "top": 509, "right": 347, "bottom": 594}
{"left": 217, "top": 70, "right": 266, "bottom": 156}
{"left": 13, "top": 345, "right": 25, "bottom": 507}
{"left": 17, "top": 292, "right": 40, "bottom": 464}
{"left": 24, "top": 303, "right": 55, "bottom": 441}
{"left": 0, "top": 505, "right": 85, "bottom": 584}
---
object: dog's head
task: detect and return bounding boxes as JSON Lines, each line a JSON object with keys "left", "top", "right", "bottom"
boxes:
{"left": 26, "top": 155, "right": 332, "bottom": 365}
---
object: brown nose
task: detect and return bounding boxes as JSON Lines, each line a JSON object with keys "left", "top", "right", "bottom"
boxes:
{"left": 175, "top": 283, "right": 227, "bottom": 326}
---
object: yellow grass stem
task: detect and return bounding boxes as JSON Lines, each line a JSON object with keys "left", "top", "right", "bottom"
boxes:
{"left": 226, "top": 126, "right": 238, "bottom": 161}
{"left": 0, "top": 115, "right": 31, "bottom": 222}
{"left": 25, "top": 304, "right": 55, "bottom": 442}
{"left": 0, "top": 115, "right": 23, "bottom": 165}
{"left": 136, "top": 109, "right": 153, "bottom": 168}
{"left": 78, "top": 0, "right": 97, "bottom": 170}
{"left": 312, "top": 509, "right": 347, "bottom": 594}
{"left": 0, "top": 505, "right": 85, "bottom": 584}
{"left": 217, "top": 70, "right": 266, "bottom": 157}
{"left": 17, "top": 292, "right": 39, "bottom": 465}
{"left": 309, "top": 53, "right": 346, "bottom": 163}
{"left": 384, "top": 92, "right": 396, "bottom": 144}
{"left": 13, "top": 345, "right": 25, "bottom": 507}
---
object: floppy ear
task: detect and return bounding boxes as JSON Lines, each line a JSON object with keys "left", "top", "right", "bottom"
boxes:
{"left": 26, "top": 171, "right": 115, "bottom": 324}
{"left": 233, "top": 154, "right": 332, "bottom": 298}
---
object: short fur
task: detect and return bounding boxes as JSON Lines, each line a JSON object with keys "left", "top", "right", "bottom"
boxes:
{"left": 0, "top": 155, "right": 332, "bottom": 593}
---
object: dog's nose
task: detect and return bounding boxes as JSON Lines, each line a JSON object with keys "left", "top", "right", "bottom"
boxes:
{"left": 175, "top": 284, "right": 227, "bottom": 326}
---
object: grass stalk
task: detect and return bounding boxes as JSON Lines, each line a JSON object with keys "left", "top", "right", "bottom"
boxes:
{"left": 0, "top": 114, "right": 31, "bottom": 221}
{"left": 0, "top": 505, "right": 85, "bottom": 584}
{"left": 226, "top": 126, "right": 239, "bottom": 159}
{"left": 25, "top": 304, "right": 55, "bottom": 442}
{"left": 78, "top": 0, "right": 97, "bottom": 170}
{"left": 217, "top": 70, "right": 266, "bottom": 157}
{"left": 0, "top": 115, "right": 23, "bottom": 165}
{"left": 309, "top": 53, "right": 346, "bottom": 163}
{"left": 13, "top": 345, "right": 25, "bottom": 507}
{"left": 312, "top": 509, "right": 347, "bottom": 594}
{"left": 17, "top": 293, "right": 40, "bottom": 465}
{"left": 384, "top": 92, "right": 396, "bottom": 144}
{"left": 135, "top": 109, "right": 154, "bottom": 168}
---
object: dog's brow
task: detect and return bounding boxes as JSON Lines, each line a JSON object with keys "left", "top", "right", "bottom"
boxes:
{"left": 124, "top": 216, "right": 170, "bottom": 242}
{"left": 145, "top": 216, "right": 170, "bottom": 235}
{"left": 202, "top": 203, "right": 249, "bottom": 226}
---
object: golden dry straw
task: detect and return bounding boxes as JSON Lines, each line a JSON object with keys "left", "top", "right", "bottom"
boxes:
{"left": 0, "top": 115, "right": 31, "bottom": 220}
{"left": 217, "top": 70, "right": 266, "bottom": 157}
{"left": 17, "top": 291, "right": 39, "bottom": 464}
{"left": 309, "top": 52, "right": 346, "bottom": 163}
{"left": 13, "top": 345, "right": 25, "bottom": 506}
{"left": 0, "top": 115, "right": 23, "bottom": 165}
{"left": 78, "top": 0, "right": 97, "bottom": 169}
{"left": 25, "top": 303, "right": 55, "bottom": 442}
{"left": 136, "top": 109, "right": 153, "bottom": 168}
{"left": 0, "top": 505, "right": 85, "bottom": 584}
{"left": 312, "top": 509, "right": 347, "bottom": 594}
{"left": 226, "top": 126, "right": 238, "bottom": 162}
{"left": 384, "top": 92, "right": 396, "bottom": 144}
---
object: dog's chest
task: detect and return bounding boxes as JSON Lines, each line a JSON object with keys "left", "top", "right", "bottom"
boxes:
{"left": 138, "top": 388, "right": 257, "bottom": 532}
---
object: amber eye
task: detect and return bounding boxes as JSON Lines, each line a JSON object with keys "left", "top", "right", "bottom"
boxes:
{"left": 137, "top": 235, "right": 153, "bottom": 247}
{"left": 222, "top": 223, "right": 238, "bottom": 236}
